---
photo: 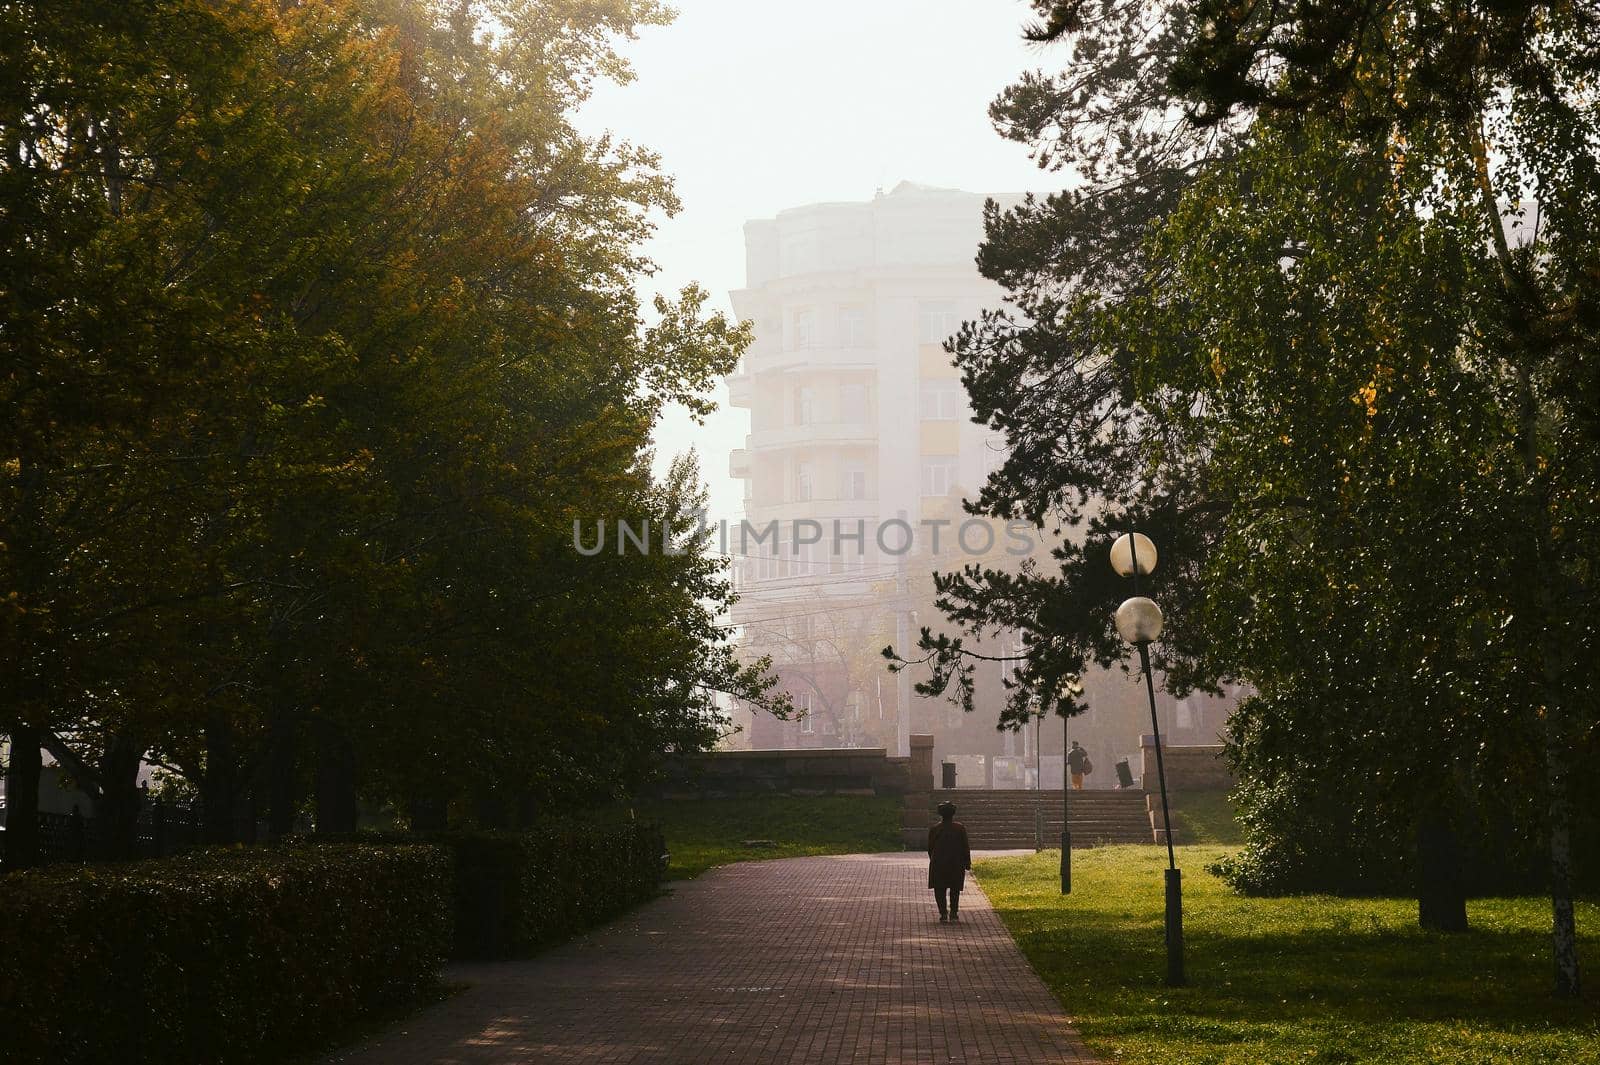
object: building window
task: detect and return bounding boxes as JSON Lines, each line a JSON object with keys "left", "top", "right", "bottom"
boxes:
{"left": 918, "top": 301, "right": 961, "bottom": 345}
{"left": 795, "top": 462, "right": 814, "bottom": 502}
{"left": 1175, "top": 699, "right": 1193, "bottom": 730}
{"left": 794, "top": 309, "right": 817, "bottom": 348}
{"left": 839, "top": 306, "right": 868, "bottom": 347}
{"left": 921, "top": 456, "right": 958, "bottom": 497}
{"left": 919, "top": 379, "right": 963, "bottom": 420}
{"left": 841, "top": 460, "right": 867, "bottom": 500}
{"left": 841, "top": 382, "right": 868, "bottom": 423}
{"left": 798, "top": 693, "right": 815, "bottom": 733}
{"left": 999, "top": 635, "right": 1020, "bottom": 688}
{"left": 982, "top": 436, "right": 1007, "bottom": 477}
{"left": 794, "top": 386, "right": 816, "bottom": 425}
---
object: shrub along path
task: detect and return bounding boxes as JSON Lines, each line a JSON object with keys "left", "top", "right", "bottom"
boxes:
{"left": 323, "top": 852, "right": 1096, "bottom": 1064}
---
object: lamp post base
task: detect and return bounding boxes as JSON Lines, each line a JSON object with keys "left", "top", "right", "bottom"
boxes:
{"left": 1165, "top": 867, "right": 1186, "bottom": 986}
{"left": 1060, "top": 830, "right": 1072, "bottom": 894}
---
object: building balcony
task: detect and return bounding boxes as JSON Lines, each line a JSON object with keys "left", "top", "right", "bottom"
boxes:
{"left": 743, "top": 343, "right": 878, "bottom": 375}
{"left": 727, "top": 371, "right": 752, "bottom": 407}
{"left": 739, "top": 497, "right": 878, "bottom": 524}
{"left": 729, "top": 448, "right": 750, "bottom": 479}
{"left": 747, "top": 421, "right": 877, "bottom": 452}
{"left": 728, "top": 574, "right": 886, "bottom": 616}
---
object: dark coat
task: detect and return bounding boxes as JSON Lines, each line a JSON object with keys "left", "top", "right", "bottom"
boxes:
{"left": 927, "top": 819, "right": 972, "bottom": 889}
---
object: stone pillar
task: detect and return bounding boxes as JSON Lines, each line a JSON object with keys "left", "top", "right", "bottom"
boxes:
{"left": 900, "top": 734, "right": 936, "bottom": 849}
{"left": 909, "top": 734, "right": 935, "bottom": 791}
{"left": 1139, "top": 733, "right": 1157, "bottom": 791}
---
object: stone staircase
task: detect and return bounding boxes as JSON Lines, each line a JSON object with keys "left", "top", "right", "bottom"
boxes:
{"left": 918, "top": 788, "right": 1158, "bottom": 850}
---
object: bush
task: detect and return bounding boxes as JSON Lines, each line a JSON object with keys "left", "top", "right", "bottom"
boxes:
{"left": 422, "top": 817, "right": 666, "bottom": 959}
{"left": 0, "top": 843, "right": 450, "bottom": 1065}
{"left": 1214, "top": 689, "right": 1600, "bottom": 897}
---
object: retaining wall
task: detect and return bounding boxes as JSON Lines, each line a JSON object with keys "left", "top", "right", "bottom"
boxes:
{"left": 1139, "top": 739, "right": 1233, "bottom": 792}
{"left": 657, "top": 736, "right": 937, "bottom": 850}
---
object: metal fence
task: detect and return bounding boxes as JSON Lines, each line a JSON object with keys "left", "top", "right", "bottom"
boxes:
{"left": 1, "top": 804, "right": 203, "bottom": 866}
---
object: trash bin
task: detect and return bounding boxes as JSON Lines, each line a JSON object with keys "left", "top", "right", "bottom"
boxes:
{"left": 1114, "top": 758, "right": 1134, "bottom": 789}
{"left": 941, "top": 761, "right": 957, "bottom": 789}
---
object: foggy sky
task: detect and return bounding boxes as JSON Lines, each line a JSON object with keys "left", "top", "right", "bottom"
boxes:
{"left": 577, "top": 0, "right": 1056, "bottom": 522}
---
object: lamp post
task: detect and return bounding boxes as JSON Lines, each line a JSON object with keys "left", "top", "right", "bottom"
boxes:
{"left": 1033, "top": 706, "right": 1043, "bottom": 851}
{"left": 1060, "top": 675, "right": 1083, "bottom": 895}
{"left": 1110, "top": 530, "right": 1185, "bottom": 987}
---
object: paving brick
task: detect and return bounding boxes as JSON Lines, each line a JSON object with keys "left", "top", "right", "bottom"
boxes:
{"left": 325, "top": 852, "right": 1097, "bottom": 1064}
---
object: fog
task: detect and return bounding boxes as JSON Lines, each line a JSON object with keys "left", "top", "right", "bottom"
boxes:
{"left": 577, "top": 1, "right": 1242, "bottom": 768}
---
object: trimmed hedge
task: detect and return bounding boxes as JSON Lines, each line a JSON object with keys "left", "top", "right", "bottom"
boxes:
{"left": 427, "top": 817, "right": 666, "bottom": 959}
{"left": 0, "top": 843, "right": 451, "bottom": 1065}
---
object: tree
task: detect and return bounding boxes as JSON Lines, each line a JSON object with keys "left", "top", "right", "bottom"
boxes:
{"left": 1081, "top": 0, "right": 1598, "bottom": 996}
{"left": 2, "top": 0, "right": 783, "bottom": 864}
{"left": 908, "top": 0, "right": 1595, "bottom": 993}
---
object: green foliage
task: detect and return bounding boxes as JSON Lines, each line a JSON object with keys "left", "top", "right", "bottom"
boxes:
{"left": 0, "top": 843, "right": 451, "bottom": 1065}
{"left": 977, "top": 846, "right": 1600, "bottom": 1064}
{"left": 409, "top": 817, "right": 667, "bottom": 959}
{"left": 0, "top": 0, "right": 783, "bottom": 857}
{"left": 655, "top": 795, "right": 904, "bottom": 880}
{"left": 917, "top": 8, "right": 1598, "bottom": 979}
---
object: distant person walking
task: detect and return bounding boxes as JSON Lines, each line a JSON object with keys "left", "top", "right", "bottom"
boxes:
{"left": 928, "top": 801, "right": 972, "bottom": 923}
{"left": 1067, "top": 741, "right": 1091, "bottom": 790}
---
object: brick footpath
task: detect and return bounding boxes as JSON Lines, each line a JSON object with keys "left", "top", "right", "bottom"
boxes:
{"left": 325, "top": 852, "right": 1097, "bottom": 1065}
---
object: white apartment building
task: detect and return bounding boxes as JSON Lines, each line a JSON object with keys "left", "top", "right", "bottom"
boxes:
{"left": 727, "top": 181, "right": 1012, "bottom": 581}
{"left": 725, "top": 183, "right": 1236, "bottom": 779}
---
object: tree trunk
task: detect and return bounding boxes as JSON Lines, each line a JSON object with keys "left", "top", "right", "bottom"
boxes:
{"left": 3, "top": 727, "right": 43, "bottom": 871}
{"left": 1543, "top": 697, "right": 1582, "bottom": 996}
{"left": 243, "top": 781, "right": 259, "bottom": 845}
{"left": 313, "top": 718, "right": 358, "bottom": 835}
{"left": 473, "top": 790, "right": 508, "bottom": 830}
{"left": 1470, "top": 102, "right": 1584, "bottom": 997}
{"left": 201, "top": 712, "right": 238, "bottom": 845}
{"left": 93, "top": 734, "right": 145, "bottom": 861}
{"left": 408, "top": 789, "right": 449, "bottom": 833}
{"left": 516, "top": 790, "right": 541, "bottom": 829}
{"left": 1416, "top": 807, "right": 1469, "bottom": 932}
{"left": 267, "top": 705, "right": 298, "bottom": 838}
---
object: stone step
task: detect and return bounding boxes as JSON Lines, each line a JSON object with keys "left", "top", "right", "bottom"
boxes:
{"left": 921, "top": 811, "right": 1151, "bottom": 820}
{"left": 930, "top": 804, "right": 1150, "bottom": 812}
{"left": 921, "top": 812, "right": 1158, "bottom": 818}
{"left": 934, "top": 798, "right": 1147, "bottom": 806}
{"left": 933, "top": 788, "right": 1147, "bottom": 795}
{"left": 914, "top": 788, "right": 1164, "bottom": 848}
{"left": 934, "top": 786, "right": 1147, "bottom": 789}
{"left": 957, "top": 832, "right": 1151, "bottom": 841}
{"left": 929, "top": 797, "right": 1147, "bottom": 807}
{"left": 935, "top": 805, "right": 1146, "bottom": 813}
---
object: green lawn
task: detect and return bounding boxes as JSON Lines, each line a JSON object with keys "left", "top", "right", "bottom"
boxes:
{"left": 1169, "top": 790, "right": 1244, "bottom": 845}
{"left": 977, "top": 845, "right": 1600, "bottom": 1064}
{"left": 656, "top": 794, "right": 902, "bottom": 880}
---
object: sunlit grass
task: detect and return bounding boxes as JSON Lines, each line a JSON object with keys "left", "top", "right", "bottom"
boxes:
{"left": 656, "top": 795, "right": 902, "bottom": 880}
{"left": 978, "top": 845, "right": 1600, "bottom": 1064}
{"left": 1169, "top": 790, "right": 1244, "bottom": 845}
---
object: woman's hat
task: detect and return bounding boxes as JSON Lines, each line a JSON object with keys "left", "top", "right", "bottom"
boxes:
{"left": 937, "top": 801, "right": 956, "bottom": 817}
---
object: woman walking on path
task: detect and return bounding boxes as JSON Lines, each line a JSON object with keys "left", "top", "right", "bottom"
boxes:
{"left": 928, "top": 801, "right": 972, "bottom": 923}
